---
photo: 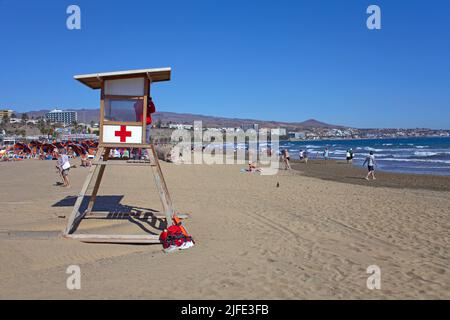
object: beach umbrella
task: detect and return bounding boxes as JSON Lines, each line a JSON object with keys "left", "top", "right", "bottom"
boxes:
{"left": 13, "top": 143, "right": 31, "bottom": 153}
{"left": 67, "top": 143, "right": 87, "bottom": 156}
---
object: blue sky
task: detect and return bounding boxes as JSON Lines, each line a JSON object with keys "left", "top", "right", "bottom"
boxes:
{"left": 0, "top": 0, "right": 449, "bottom": 129}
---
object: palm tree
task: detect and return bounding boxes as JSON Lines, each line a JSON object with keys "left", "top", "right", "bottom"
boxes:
{"left": 21, "top": 113, "right": 29, "bottom": 125}
{"left": 1, "top": 115, "right": 10, "bottom": 126}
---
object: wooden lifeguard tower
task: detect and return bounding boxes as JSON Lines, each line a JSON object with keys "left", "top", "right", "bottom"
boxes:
{"left": 63, "top": 68, "right": 184, "bottom": 244}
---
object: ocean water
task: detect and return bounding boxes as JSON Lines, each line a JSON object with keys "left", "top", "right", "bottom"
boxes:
{"left": 278, "top": 137, "right": 450, "bottom": 176}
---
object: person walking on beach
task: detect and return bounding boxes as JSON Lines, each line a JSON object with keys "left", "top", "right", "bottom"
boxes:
{"left": 323, "top": 147, "right": 329, "bottom": 162}
{"left": 299, "top": 149, "right": 308, "bottom": 164}
{"left": 299, "top": 149, "right": 304, "bottom": 161}
{"left": 363, "top": 151, "right": 376, "bottom": 180}
{"left": 282, "top": 149, "right": 291, "bottom": 170}
{"left": 57, "top": 149, "right": 71, "bottom": 187}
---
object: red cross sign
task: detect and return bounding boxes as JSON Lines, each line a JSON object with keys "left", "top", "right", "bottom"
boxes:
{"left": 114, "top": 125, "right": 132, "bottom": 142}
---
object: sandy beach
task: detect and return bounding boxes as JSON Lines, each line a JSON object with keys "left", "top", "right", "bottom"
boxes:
{"left": 0, "top": 159, "right": 449, "bottom": 299}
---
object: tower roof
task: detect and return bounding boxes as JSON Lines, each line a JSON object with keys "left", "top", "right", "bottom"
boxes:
{"left": 74, "top": 67, "right": 171, "bottom": 89}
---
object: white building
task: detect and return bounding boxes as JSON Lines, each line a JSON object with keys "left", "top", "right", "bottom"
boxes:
{"left": 45, "top": 109, "right": 77, "bottom": 125}
{"left": 0, "top": 109, "right": 13, "bottom": 120}
{"left": 289, "top": 131, "right": 305, "bottom": 139}
{"left": 270, "top": 128, "right": 287, "bottom": 136}
{"left": 169, "top": 123, "right": 193, "bottom": 130}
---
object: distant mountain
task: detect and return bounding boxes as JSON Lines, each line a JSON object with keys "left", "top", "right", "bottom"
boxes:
{"left": 16, "top": 108, "right": 343, "bottom": 130}
{"left": 297, "top": 118, "right": 341, "bottom": 128}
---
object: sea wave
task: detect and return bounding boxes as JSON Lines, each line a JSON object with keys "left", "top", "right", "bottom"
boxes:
{"left": 413, "top": 151, "right": 438, "bottom": 157}
{"left": 380, "top": 158, "right": 450, "bottom": 164}
{"left": 331, "top": 150, "right": 347, "bottom": 155}
{"left": 364, "top": 147, "right": 385, "bottom": 152}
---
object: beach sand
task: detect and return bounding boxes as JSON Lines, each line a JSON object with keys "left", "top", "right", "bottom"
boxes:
{"left": 291, "top": 159, "right": 450, "bottom": 192}
{"left": 0, "top": 159, "right": 449, "bottom": 299}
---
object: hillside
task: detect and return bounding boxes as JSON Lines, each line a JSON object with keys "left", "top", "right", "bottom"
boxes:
{"left": 17, "top": 109, "right": 344, "bottom": 130}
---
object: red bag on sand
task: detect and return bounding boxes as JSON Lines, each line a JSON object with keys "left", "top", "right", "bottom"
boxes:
{"left": 159, "top": 225, "right": 194, "bottom": 249}
{"left": 159, "top": 230, "right": 169, "bottom": 248}
{"left": 159, "top": 225, "right": 184, "bottom": 248}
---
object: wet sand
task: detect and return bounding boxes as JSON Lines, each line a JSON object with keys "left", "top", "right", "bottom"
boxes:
{"left": 290, "top": 159, "right": 450, "bottom": 192}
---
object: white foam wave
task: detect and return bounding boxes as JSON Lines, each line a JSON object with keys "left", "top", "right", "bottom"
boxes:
{"left": 381, "top": 158, "right": 450, "bottom": 164}
{"left": 364, "top": 147, "right": 385, "bottom": 152}
{"left": 413, "top": 151, "right": 438, "bottom": 157}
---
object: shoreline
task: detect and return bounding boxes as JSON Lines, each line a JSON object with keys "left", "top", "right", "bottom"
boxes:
{"left": 282, "top": 135, "right": 450, "bottom": 143}
{"left": 290, "top": 159, "right": 450, "bottom": 192}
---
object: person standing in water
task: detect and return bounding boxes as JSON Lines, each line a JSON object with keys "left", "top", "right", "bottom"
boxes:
{"left": 323, "top": 147, "right": 329, "bottom": 163}
{"left": 299, "top": 149, "right": 304, "bottom": 161}
{"left": 346, "top": 149, "right": 351, "bottom": 164}
{"left": 363, "top": 151, "right": 376, "bottom": 180}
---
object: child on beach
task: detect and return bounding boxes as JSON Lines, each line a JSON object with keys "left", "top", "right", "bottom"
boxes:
{"left": 363, "top": 151, "right": 376, "bottom": 180}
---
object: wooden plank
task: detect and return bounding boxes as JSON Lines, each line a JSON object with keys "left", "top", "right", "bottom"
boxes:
{"left": 147, "top": 145, "right": 175, "bottom": 225}
{"left": 148, "top": 144, "right": 191, "bottom": 235}
{"left": 104, "top": 95, "right": 143, "bottom": 100}
{"left": 92, "top": 160, "right": 156, "bottom": 166}
{"left": 85, "top": 148, "right": 111, "bottom": 215}
{"left": 142, "top": 78, "right": 149, "bottom": 144}
{"left": 63, "top": 147, "right": 105, "bottom": 235}
{"left": 64, "top": 234, "right": 161, "bottom": 244}
{"left": 99, "top": 143, "right": 154, "bottom": 148}
{"left": 99, "top": 82, "right": 105, "bottom": 144}
{"left": 84, "top": 212, "right": 189, "bottom": 219}
{"left": 103, "top": 121, "right": 142, "bottom": 126}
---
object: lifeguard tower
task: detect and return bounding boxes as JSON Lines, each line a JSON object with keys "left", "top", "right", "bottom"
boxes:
{"left": 63, "top": 68, "right": 185, "bottom": 244}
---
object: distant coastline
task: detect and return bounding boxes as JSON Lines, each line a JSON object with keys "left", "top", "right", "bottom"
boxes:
{"left": 284, "top": 135, "right": 450, "bottom": 143}
{"left": 279, "top": 136, "right": 450, "bottom": 177}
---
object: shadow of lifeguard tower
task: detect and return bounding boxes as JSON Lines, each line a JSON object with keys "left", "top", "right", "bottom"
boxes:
{"left": 63, "top": 68, "right": 187, "bottom": 244}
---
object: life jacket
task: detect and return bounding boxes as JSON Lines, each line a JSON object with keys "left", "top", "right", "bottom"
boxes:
{"left": 159, "top": 224, "right": 194, "bottom": 249}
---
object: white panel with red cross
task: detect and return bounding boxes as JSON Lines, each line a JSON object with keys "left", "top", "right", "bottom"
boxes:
{"left": 102, "top": 125, "right": 143, "bottom": 144}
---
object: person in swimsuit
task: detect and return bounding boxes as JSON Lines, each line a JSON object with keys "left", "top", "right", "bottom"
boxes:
{"left": 282, "top": 149, "right": 291, "bottom": 170}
